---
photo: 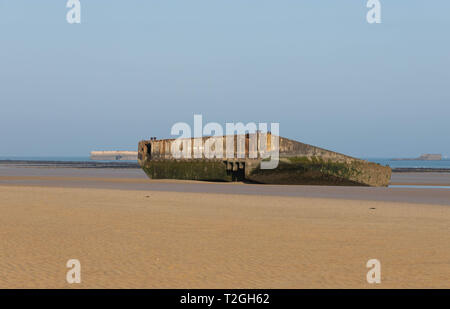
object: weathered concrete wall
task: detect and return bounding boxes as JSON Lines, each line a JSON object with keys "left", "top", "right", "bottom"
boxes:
{"left": 142, "top": 160, "right": 233, "bottom": 182}
{"left": 140, "top": 135, "right": 356, "bottom": 162}
{"left": 138, "top": 135, "right": 391, "bottom": 187}
{"left": 278, "top": 137, "right": 356, "bottom": 162}
{"left": 245, "top": 157, "right": 391, "bottom": 187}
{"left": 139, "top": 133, "right": 273, "bottom": 162}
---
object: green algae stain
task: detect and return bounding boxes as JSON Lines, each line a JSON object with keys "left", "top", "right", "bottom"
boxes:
{"left": 248, "top": 156, "right": 369, "bottom": 186}
{"left": 142, "top": 160, "right": 232, "bottom": 181}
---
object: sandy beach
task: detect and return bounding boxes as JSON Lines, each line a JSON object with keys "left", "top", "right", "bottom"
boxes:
{"left": 0, "top": 166, "right": 449, "bottom": 288}
{"left": 3, "top": 0, "right": 450, "bottom": 293}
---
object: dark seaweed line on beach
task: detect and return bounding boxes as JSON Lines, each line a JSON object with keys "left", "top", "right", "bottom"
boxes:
{"left": 392, "top": 168, "right": 450, "bottom": 173}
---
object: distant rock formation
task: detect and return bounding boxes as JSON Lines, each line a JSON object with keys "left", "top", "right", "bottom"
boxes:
{"left": 417, "top": 154, "right": 442, "bottom": 160}
{"left": 393, "top": 154, "right": 442, "bottom": 161}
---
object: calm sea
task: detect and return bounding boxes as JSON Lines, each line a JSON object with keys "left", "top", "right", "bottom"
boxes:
{"left": 0, "top": 156, "right": 91, "bottom": 162}
{"left": 365, "top": 158, "right": 450, "bottom": 169}
{"left": 1, "top": 156, "right": 450, "bottom": 168}
{"left": 0, "top": 156, "right": 136, "bottom": 163}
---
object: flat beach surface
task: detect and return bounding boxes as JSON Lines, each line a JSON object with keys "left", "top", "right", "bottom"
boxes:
{"left": 0, "top": 165, "right": 449, "bottom": 288}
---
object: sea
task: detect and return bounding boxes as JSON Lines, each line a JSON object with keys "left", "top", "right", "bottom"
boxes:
{"left": 0, "top": 156, "right": 92, "bottom": 162}
{"left": 1, "top": 156, "right": 450, "bottom": 169}
{"left": 364, "top": 158, "right": 450, "bottom": 169}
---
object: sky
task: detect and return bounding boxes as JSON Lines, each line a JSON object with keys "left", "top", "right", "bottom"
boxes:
{"left": 0, "top": 0, "right": 449, "bottom": 158}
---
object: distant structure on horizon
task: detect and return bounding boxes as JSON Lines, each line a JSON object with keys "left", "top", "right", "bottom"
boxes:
{"left": 90, "top": 151, "right": 138, "bottom": 161}
{"left": 393, "top": 154, "right": 442, "bottom": 161}
{"left": 417, "top": 154, "right": 442, "bottom": 160}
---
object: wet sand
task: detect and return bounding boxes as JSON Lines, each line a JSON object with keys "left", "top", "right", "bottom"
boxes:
{"left": 1, "top": 167, "right": 450, "bottom": 205}
{"left": 390, "top": 172, "right": 450, "bottom": 186}
{"left": 0, "top": 166, "right": 449, "bottom": 288}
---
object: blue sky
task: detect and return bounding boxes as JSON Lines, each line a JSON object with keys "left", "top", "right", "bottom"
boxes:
{"left": 0, "top": 1, "right": 449, "bottom": 157}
